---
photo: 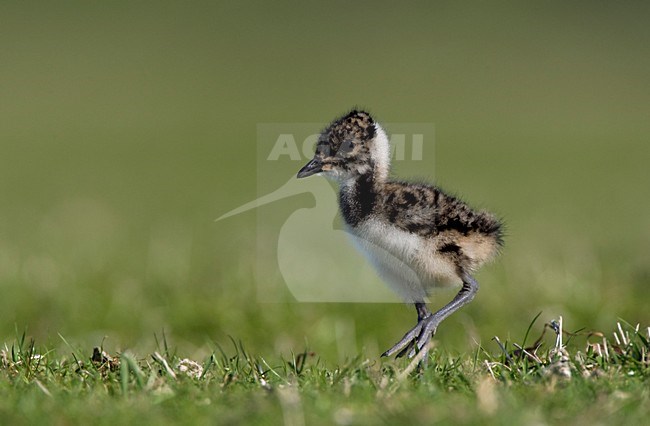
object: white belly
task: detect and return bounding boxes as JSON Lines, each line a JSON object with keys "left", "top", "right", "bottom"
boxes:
{"left": 347, "top": 218, "right": 461, "bottom": 303}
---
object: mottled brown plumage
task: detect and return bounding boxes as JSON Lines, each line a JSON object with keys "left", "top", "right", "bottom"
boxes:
{"left": 298, "top": 110, "right": 503, "bottom": 360}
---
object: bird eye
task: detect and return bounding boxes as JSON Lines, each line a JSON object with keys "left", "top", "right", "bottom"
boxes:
{"left": 337, "top": 139, "right": 355, "bottom": 156}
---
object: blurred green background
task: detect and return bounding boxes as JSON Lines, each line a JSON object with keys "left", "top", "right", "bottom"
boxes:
{"left": 1, "top": 1, "right": 649, "bottom": 360}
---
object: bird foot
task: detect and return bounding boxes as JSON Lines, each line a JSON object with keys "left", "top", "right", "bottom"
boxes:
{"left": 381, "top": 315, "right": 439, "bottom": 359}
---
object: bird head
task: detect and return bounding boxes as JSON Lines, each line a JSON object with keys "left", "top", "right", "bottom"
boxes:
{"left": 297, "top": 110, "right": 390, "bottom": 182}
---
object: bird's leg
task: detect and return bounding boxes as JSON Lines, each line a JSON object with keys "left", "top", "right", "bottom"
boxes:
{"left": 387, "top": 302, "right": 431, "bottom": 358}
{"left": 416, "top": 302, "right": 431, "bottom": 322}
{"left": 382, "top": 273, "right": 479, "bottom": 359}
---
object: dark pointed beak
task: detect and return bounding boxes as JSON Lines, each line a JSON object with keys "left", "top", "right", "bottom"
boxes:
{"left": 297, "top": 158, "right": 323, "bottom": 178}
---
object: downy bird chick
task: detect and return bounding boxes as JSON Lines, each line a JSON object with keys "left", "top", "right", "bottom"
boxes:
{"left": 297, "top": 110, "right": 503, "bottom": 359}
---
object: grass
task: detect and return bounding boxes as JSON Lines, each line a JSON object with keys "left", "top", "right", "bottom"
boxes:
{"left": 2, "top": 319, "right": 648, "bottom": 425}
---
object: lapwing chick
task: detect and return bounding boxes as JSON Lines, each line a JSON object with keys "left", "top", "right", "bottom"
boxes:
{"left": 297, "top": 110, "right": 503, "bottom": 359}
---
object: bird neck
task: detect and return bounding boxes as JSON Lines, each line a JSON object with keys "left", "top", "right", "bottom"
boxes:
{"left": 339, "top": 170, "right": 380, "bottom": 227}
{"left": 336, "top": 125, "right": 390, "bottom": 226}
{"left": 340, "top": 124, "right": 391, "bottom": 191}
{"left": 370, "top": 124, "right": 391, "bottom": 183}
